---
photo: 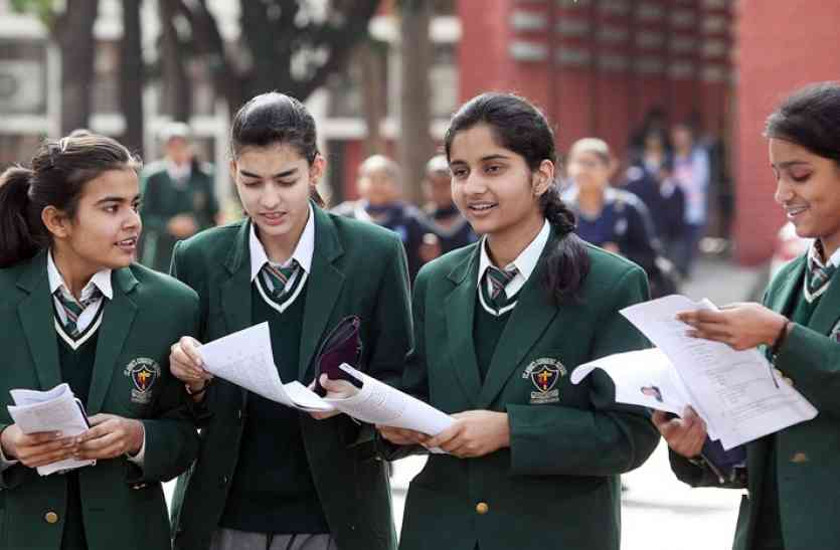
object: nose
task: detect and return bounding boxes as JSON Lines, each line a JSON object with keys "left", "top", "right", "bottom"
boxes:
{"left": 126, "top": 207, "right": 141, "bottom": 230}
{"left": 260, "top": 185, "right": 281, "bottom": 209}
{"left": 463, "top": 172, "right": 488, "bottom": 195}
{"left": 774, "top": 177, "right": 794, "bottom": 205}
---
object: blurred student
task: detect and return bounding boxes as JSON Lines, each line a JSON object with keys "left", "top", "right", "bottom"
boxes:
{"left": 333, "top": 155, "right": 428, "bottom": 280}
{"left": 421, "top": 154, "right": 477, "bottom": 256}
{"left": 140, "top": 122, "right": 219, "bottom": 273}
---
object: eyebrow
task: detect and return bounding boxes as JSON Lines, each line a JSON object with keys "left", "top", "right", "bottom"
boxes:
{"left": 774, "top": 161, "right": 812, "bottom": 169}
{"left": 239, "top": 167, "right": 299, "bottom": 179}
{"left": 449, "top": 153, "right": 511, "bottom": 166}
{"left": 95, "top": 194, "right": 140, "bottom": 206}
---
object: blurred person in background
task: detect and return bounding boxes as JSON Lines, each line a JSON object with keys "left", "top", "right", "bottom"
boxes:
{"left": 139, "top": 122, "right": 219, "bottom": 273}
{"left": 624, "top": 155, "right": 687, "bottom": 267}
{"left": 333, "top": 155, "right": 428, "bottom": 280}
{"left": 563, "top": 139, "right": 658, "bottom": 274}
{"left": 670, "top": 122, "right": 711, "bottom": 277}
{"left": 421, "top": 154, "right": 477, "bottom": 256}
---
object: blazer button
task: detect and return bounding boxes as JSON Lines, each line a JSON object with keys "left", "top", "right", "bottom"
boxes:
{"left": 783, "top": 377, "right": 794, "bottom": 387}
{"left": 237, "top": 409, "right": 243, "bottom": 421}
{"left": 475, "top": 502, "right": 490, "bottom": 515}
{"left": 219, "top": 475, "right": 229, "bottom": 487}
{"left": 44, "top": 511, "right": 59, "bottom": 524}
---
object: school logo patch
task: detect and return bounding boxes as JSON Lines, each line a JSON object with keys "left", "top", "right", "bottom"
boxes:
{"left": 522, "top": 358, "right": 566, "bottom": 404}
{"left": 124, "top": 357, "right": 161, "bottom": 405}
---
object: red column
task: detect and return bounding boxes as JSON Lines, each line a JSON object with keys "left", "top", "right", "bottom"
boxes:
{"left": 734, "top": 0, "right": 840, "bottom": 264}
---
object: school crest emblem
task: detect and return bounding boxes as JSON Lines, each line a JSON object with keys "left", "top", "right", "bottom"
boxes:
{"left": 522, "top": 358, "right": 566, "bottom": 404}
{"left": 124, "top": 358, "right": 160, "bottom": 404}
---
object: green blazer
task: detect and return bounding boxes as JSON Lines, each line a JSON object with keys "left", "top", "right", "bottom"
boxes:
{"left": 139, "top": 161, "right": 219, "bottom": 273}
{"left": 0, "top": 251, "right": 201, "bottom": 550}
{"left": 398, "top": 237, "right": 660, "bottom": 550}
{"left": 168, "top": 205, "right": 412, "bottom": 550}
{"left": 671, "top": 255, "right": 840, "bottom": 550}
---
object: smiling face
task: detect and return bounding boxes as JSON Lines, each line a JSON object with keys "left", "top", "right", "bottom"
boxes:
{"left": 448, "top": 124, "right": 550, "bottom": 238}
{"left": 770, "top": 138, "right": 840, "bottom": 256}
{"left": 47, "top": 169, "right": 142, "bottom": 276}
{"left": 232, "top": 143, "right": 323, "bottom": 252}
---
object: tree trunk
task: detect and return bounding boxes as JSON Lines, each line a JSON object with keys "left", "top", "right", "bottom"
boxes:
{"left": 55, "top": 0, "right": 98, "bottom": 135}
{"left": 359, "top": 39, "right": 387, "bottom": 156}
{"left": 398, "top": 0, "right": 434, "bottom": 204}
{"left": 159, "top": 0, "right": 191, "bottom": 121}
{"left": 119, "top": 0, "right": 144, "bottom": 157}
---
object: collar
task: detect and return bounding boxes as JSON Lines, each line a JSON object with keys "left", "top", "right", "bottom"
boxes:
{"left": 47, "top": 249, "right": 113, "bottom": 300}
{"left": 250, "top": 203, "right": 315, "bottom": 282}
{"left": 808, "top": 239, "right": 840, "bottom": 271}
{"left": 477, "top": 218, "right": 551, "bottom": 287}
{"left": 166, "top": 159, "right": 191, "bottom": 183}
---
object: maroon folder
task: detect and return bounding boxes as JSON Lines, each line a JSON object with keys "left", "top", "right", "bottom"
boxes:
{"left": 312, "top": 315, "right": 363, "bottom": 396}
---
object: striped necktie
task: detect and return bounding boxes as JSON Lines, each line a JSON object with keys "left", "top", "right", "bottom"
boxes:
{"left": 805, "top": 258, "right": 837, "bottom": 302}
{"left": 482, "top": 265, "right": 519, "bottom": 313}
{"left": 54, "top": 288, "right": 101, "bottom": 337}
{"left": 260, "top": 260, "right": 302, "bottom": 303}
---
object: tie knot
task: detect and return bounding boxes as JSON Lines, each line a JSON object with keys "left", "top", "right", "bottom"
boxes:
{"left": 486, "top": 266, "right": 518, "bottom": 300}
{"left": 261, "top": 260, "right": 302, "bottom": 300}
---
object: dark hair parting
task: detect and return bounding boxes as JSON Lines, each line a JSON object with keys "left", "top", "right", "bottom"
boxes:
{"left": 230, "top": 91, "right": 325, "bottom": 207}
{"left": 765, "top": 82, "right": 840, "bottom": 164}
{"left": 445, "top": 92, "right": 590, "bottom": 304}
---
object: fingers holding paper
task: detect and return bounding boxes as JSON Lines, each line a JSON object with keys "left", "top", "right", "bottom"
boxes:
{"left": 0, "top": 425, "right": 76, "bottom": 468}
{"left": 423, "top": 410, "right": 510, "bottom": 459}
{"left": 652, "top": 407, "right": 707, "bottom": 458}
{"left": 378, "top": 426, "right": 430, "bottom": 446}
{"left": 308, "top": 375, "right": 357, "bottom": 420}
{"left": 75, "top": 414, "right": 145, "bottom": 460}
{"left": 677, "top": 303, "right": 787, "bottom": 351}
{"left": 170, "top": 336, "right": 213, "bottom": 389}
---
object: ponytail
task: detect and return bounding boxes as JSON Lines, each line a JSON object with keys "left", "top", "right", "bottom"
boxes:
{"left": 540, "top": 184, "right": 590, "bottom": 305}
{"left": 0, "top": 167, "right": 42, "bottom": 268}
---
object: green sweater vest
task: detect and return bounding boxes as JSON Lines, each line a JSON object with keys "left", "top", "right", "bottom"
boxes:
{"left": 219, "top": 283, "right": 329, "bottom": 534}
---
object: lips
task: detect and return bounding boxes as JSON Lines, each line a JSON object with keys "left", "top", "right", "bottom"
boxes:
{"left": 467, "top": 202, "right": 498, "bottom": 214}
{"left": 785, "top": 204, "right": 808, "bottom": 220}
{"left": 116, "top": 236, "right": 138, "bottom": 250}
{"left": 260, "top": 212, "right": 287, "bottom": 226}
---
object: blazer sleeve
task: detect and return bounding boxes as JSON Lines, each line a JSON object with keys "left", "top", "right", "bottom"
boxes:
{"left": 772, "top": 323, "right": 840, "bottom": 415}
{"left": 353, "top": 236, "right": 415, "bottom": 453}
{"left": 507, "top": 267, "right": 661, "bottom": 476}
{"left": 125, "top": 292, "right": 201, "bottom": 484}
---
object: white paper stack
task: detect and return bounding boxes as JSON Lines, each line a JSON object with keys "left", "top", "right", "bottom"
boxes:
{"left": 7, "top": 383, "right": 95, "bottom": 476}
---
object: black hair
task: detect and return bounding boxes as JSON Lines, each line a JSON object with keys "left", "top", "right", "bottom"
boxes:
{"left": 230, "top": 91, "right": 325, "bottom": 206}
{"left": 765, "top": 82, "right": 840, "bottom": 164}
{"left": 444, "top": 92, "right": 590, "bottom": 304}
{"left": 0, "top": 134, "right": 141, "bottom": 268}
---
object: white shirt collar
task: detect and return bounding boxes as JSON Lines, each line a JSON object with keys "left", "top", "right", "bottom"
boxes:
{"left": 47, "top": 250, "right": 113, "bottom": 300}
{"left": 249, "top": 203, "right": 316, "bottom": 282}
{"left": 808, "top": 239, "right": 840, "bottom": 270}
{"left": 477, "top": 219, "right": 551, "bottom": 290}
{"left": 166, "top": 159, "right": 191, "bottom": 184}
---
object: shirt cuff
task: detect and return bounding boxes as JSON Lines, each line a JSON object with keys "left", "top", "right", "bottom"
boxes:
{"left": 125, "top": 424, "right": 146, "bottom": 467}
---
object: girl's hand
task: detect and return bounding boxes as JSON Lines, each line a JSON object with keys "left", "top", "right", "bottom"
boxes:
{"left": 651, "top": 407, "right": 707, "bottom": 458}
{"left": 75, "top": 414, "right": 145, "bottom": 460}
{"left": 677, "top": 302, "right": 789, "bottom": 351}
{"left": 0, "top": 425, "right": 76, "bottom": 468}
{"left": 422, "top": 410, "right": 510, "bottom": 458}
{"left": 169, "top": 336, "right": 213, "bottom": 393}
{"left": 378, "top": 426, "right": 430, "bottom": 446}
{"left": 309, "top": 375, "right": 356, "bottom": 420}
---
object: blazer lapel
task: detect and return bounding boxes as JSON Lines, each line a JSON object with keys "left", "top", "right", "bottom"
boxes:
{"left": 298, "top": 206, "right": 345, "bottom": 380}
{"left": 87, "top": 267, "right": 139, "bottom": 413}
{"left": 808, "top": 265, "right": 840, "bottom": 335}
{"left": 221, "top": 221, "right": 254, "bottom": 336}
{"left": 477, "top": 249, "right": 560, "bottom": 409}
{"left": 767, "top": 257, "right": 804, "bottom": 316}
{"left": 16, "top": 251, "right": 62, "bottom": 391}
{"left": 444, "top": 251, "right": 482, "bottom": 407}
